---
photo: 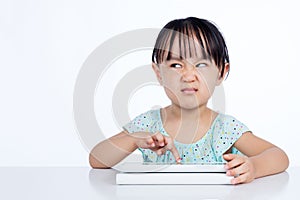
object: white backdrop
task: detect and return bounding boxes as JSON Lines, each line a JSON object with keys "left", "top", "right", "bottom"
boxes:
{"left": 0, "top": 0, "right": 299, "bottom": 166}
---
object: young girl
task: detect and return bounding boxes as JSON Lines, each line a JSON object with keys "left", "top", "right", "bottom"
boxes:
{"left": 89, "top": 17, "right": 289, "bottom": 184}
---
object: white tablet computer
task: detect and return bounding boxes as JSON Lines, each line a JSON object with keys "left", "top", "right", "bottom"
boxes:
{"left": 114, "top": 162, "right": 227, "bottom": 173}
{"left": 115, "top": 162, "right": 231, "bottom": 184}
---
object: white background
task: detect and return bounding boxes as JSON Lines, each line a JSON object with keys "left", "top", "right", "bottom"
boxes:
{"left": 0, "top": 0, "right": 299, "bottom": 166}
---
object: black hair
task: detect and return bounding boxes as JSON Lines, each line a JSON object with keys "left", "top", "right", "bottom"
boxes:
{"left": 152, "top": 17, "right": 229, "bottom": 78}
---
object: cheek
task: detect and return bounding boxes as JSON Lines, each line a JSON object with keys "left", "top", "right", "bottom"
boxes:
{"left": 164, "top": 87, "right": 178, "bottom": 100}
{"left": 160, "top": 70, "right": 180, "bottom": 87}
{"left": 197, "top": 69, "right": 219, "bottom": 94}
{"left": 160, "top": 71, "right": 181, "bottom": 102}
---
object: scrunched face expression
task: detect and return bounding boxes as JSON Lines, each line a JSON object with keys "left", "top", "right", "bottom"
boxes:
{"left": 152, "top": 33, "right": 224, "bottom": 110}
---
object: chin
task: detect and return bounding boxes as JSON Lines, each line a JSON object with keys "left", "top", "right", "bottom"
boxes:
{"left": 181, "top": 105, "right": 202, "bottom": 110}
{"left": 174, "top": 102, "right": 203, "bottom": 110}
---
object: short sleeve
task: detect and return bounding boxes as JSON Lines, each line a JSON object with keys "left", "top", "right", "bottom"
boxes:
{"left": 211, "top": 114, "right": 251, "bottom": 162}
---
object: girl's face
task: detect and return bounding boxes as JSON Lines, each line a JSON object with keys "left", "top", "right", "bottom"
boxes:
{"left": 152, "top": 38, "right": 227, "bottom": 110}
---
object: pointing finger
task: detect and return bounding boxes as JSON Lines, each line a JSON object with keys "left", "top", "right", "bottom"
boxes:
{"left": 164, "top": 137, "right": 181, "bottom": 163}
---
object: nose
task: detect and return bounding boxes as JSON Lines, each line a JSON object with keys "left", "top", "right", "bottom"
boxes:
{"left": 182, "top": 65, "right": 197, "bottom": 82}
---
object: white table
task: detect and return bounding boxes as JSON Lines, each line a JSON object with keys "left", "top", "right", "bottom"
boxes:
{"left": 0, "top": 167, "right": 298, "bottom": 199}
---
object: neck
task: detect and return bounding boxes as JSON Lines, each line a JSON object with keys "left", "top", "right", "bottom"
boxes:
{"left": 167, "top": 104, "right": 212, "bottom": 121}
{"left": 161, "top": 104, "right": 216, "bottom": 144}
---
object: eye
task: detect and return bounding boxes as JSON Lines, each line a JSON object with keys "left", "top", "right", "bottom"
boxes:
{"left": 170, "top": 63, "right": 182, "bottom": 68}
{"left": 195, "top": 63, "right": 207, "bottom": 68}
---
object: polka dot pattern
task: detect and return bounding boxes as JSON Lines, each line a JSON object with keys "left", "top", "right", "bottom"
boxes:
{"left": 123, "top": 109, "right": 250, "bottom": 164}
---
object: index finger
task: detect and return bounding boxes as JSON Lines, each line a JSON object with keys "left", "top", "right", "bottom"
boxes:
{"left": 164, "top": 138, "right": 181, "bottom": 163}
{"left": 224, "top": 154, "right": 246, "bottom": 170}
{"left": 223, "top": 154, "right": 237, "bottom": 161}
{"left": 170, "top": 146, "right": 181, "bottom": 163}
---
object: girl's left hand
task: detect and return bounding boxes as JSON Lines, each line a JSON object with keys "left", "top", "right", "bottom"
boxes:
{"left": 223, "top": 154, "right": 256, "bottom": 184}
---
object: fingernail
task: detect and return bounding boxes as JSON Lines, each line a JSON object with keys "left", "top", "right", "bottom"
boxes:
{"left": 160, "top": 143, "right": 164, "bottom": 147}
{"left": 151, "top": 143, "right": 155, "bottom": 147}
{"left": 176, "top": 158, "right": 181, "bottom": 163}
{"left": 224, "top": 165, "right": 229, "bottom": 170}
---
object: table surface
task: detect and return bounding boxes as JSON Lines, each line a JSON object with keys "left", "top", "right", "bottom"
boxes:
{"left": 0, "top": 166, "right": 298, "bottom": 200}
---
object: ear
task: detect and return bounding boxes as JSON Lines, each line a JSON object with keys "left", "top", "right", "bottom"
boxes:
{"left": 152, "top": 62, "right": 163, "bottom": 85}
{"left": 216, "top": 63, "right": 230, "bottom": 86}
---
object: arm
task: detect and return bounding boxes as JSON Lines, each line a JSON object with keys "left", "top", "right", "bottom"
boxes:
{"left": 89, "top": 131, "right": 181, "bottom": 169}
{"left": 224, "top": 131, "right": 289, "bottom": 184}
{"left": 89, "top": 131, "right": 138, "bottom": 169}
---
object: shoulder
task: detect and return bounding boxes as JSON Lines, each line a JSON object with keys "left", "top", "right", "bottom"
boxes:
{"left": 214, "top": 113, "right": 249, "bottom": 134}
{"left": 123, "top": 109, "right": 161, "bottom": 133}
{"left": 129, "top": 109, "right": 161, "bottom": 124}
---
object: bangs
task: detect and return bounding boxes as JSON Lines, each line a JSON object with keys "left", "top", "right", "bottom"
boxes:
{"left": 153, "top": 25, "right": 211, "bottom": 64}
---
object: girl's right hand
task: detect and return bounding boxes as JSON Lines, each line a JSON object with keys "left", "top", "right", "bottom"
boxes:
{"left": 132, "top": 131, "right": 181, "bottom": 163}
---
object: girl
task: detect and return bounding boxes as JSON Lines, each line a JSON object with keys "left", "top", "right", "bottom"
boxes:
{"left": 89, "top": 17, "right": 289, "bottom": 184}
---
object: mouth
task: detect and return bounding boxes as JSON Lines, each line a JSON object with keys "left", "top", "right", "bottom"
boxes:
{"left": 181, "top": 87, "right": 198, "bottom": 94}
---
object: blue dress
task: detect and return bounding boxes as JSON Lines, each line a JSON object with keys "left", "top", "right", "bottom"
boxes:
{"left": 123, "top": 109, "right": 250, "bottom": 164}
